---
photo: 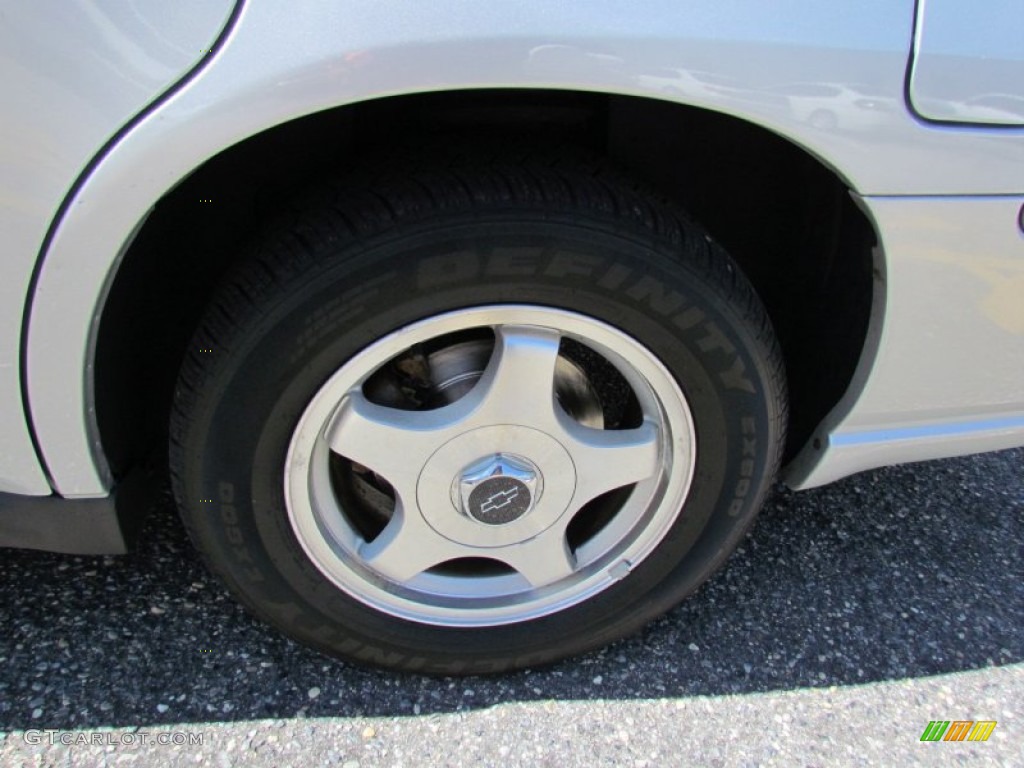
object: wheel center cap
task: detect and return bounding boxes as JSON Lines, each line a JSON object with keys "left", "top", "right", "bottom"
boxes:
{"left": 420, "top": 425, "right": 573, "bottom": 547}
{"left": 457, "top": 454, "right": 542, "bottom": 525}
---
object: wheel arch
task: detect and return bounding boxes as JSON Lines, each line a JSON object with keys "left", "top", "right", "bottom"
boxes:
{"left": 27, "top": 85, "right": 879, "bottom": 498}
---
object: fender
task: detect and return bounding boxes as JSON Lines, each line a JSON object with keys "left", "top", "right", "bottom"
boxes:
{"left": 0, "top": 0, "right": 238, "bottom": 495}
{"left": 24, "top": 0, "right": 1023, "bottom": 495}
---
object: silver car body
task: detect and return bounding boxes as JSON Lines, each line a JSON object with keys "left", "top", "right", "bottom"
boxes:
{"left": 2, "top": 1, "right": 1022, "bottom": 505}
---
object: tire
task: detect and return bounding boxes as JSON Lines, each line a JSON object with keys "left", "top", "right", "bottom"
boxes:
{"left": 170, "top": 153, "right": 787, "bottom": 674}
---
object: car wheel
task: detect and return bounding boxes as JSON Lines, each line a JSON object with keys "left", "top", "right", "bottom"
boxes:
{"left": 170, "top": 155, "right": 787, "bottom": 673}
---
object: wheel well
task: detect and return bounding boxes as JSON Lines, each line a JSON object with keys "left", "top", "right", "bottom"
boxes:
{"left": 96, "top": 89, "right": 875, "bottom": 480}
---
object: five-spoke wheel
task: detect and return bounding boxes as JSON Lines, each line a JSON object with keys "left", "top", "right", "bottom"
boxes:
{"left": 286, "top": 308, "right": 696, "bottom": 625}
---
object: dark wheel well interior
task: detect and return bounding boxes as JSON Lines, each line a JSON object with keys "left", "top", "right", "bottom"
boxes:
{"left": 96, "top": 89, "right": 876, "bottom": 485}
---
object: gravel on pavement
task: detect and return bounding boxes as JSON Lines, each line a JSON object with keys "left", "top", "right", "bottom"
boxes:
{"left": 1, "top": 448, "right": 1021, "bottom": 766}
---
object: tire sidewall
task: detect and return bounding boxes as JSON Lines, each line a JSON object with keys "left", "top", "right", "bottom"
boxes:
{"left": 177, "top": 215, "right": 781, "bottom": 673}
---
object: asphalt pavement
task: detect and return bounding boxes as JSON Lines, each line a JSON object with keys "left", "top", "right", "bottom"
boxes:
{"left": 1, "top": 448, "right": 1022, "bottom": 766}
